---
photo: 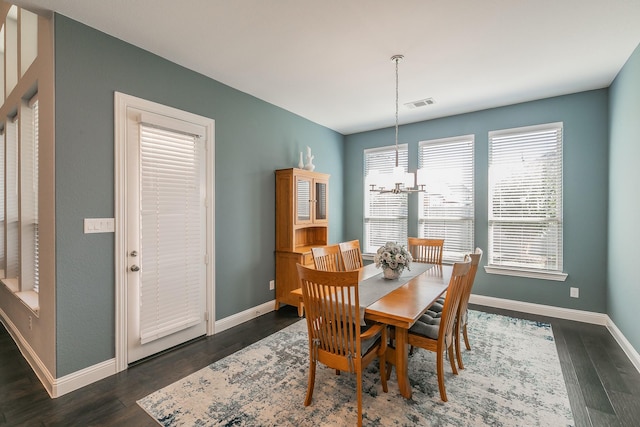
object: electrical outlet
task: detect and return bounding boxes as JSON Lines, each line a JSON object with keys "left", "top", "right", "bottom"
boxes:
{"left": 570, "top": 287, "right": 579, "bottom": 298}
{"left": 269, "top": 280, "right": 275, "bottom": 291}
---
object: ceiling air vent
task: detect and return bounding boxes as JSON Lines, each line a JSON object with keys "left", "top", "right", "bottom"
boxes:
{"left": 405, "top": 98, "right": 435, "bottom": 109}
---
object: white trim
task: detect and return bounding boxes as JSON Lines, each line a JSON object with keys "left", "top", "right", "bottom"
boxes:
{"left": 52, "top": 359, "right": 116, "bottom": 398}
{"left": 606, "top": 318, "right": 640, "bottom": 374}
{"left": 484, "top": 265, "right": 568, "bottom": 282}
{"left": 0, "top": 306, "right": 55, "bottom": 397}
{"left": 114, "top": 91, "right": 215, "bottom": 372}
{"left": 5, "top": 294, "right": 639, "bottom": 397}
{"left": 469, "top": 294, "right": 607, "bottom": 325}
{"left": 215, "top": 300, "right": 276, "bottom": 333}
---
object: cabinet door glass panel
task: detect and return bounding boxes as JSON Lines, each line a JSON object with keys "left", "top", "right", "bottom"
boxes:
{"left": 315, "top": 182, "right": 327, "bottom": 220}
{"left": 296, "top": 178, "right": 311, "bottom": 221}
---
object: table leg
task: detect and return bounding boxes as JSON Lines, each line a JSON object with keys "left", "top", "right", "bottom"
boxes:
{"left": 394, "top": 326, "right": 411, "bottom": 398}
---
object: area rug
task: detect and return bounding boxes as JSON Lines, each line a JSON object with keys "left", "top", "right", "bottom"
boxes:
{"left": 138, "top": 311, "right": 574, "bottom": 426}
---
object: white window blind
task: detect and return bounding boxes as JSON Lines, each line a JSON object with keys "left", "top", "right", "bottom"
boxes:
{"left": 20, "top": 98, "right": 38, "bottom": 292}
{"left": 418, "top": 135, "right": 474, "bottom": 262}
{"left": 488, "top": 123, "right": 563, "bottom": 273}
{"left": 138, "top": 121, "right": 206, "bottom": 344}
{"left": 5, "top": 118, "right": 19, "bottom": 280}
{"left": 0, "top": 129, "right": 4, "bottom": 277}
{"left": 364, "top": 145, "right": 408, "bottom": 253}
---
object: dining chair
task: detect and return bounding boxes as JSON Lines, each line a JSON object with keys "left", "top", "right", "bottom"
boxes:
{"left": 406, "top": 257, "right": 471, "bottom": 402}
{"left": 311, "top": 244, "right": 344, "bottom": 271}
{"left": 338, "top": 240, "right": 364, "bottom": 271}
{"left": 454, "top": 248, "right": 483, "bottom": 370}
{"left": 408, "top": 237, "right": 444, "bottom": 264}
{"left": 296, "top": 264, "right": 388, "bottom": 427}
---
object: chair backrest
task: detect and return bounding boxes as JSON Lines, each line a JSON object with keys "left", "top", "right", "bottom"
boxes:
{"left": 408, "top": 237, "right": 444, "bottom": 264}
{"left": 311, "top": 244, "right": 344, "bottom": 271}
{"left": 458, "top": 248, "right": 483, "bottom": 322}
{"left": 339, "top": 240, "right": 364, "bottom": 271}
{"left": 438, "top": 257, "right": 472, "bottom": 346}
{"left": 297, "top": 264, "right": 362, "bottom": 371}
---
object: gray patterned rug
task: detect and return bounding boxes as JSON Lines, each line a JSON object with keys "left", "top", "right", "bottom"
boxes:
{"left": 138, "top": 311, "right": 574, "bottom": 426}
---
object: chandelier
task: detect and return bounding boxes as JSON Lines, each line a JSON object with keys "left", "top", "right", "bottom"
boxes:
{"left": 367, "top": 54, "right": 426, "bottom": 194}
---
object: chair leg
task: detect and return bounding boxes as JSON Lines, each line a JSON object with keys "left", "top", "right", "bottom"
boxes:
{"left": 304, "top": 359, "right": 316, "bottom": 406}
{"left": 448, "top": 344, "right": 458, "bottom": 376}
{"left": 462, "top": 323, "right": 471, "bottom": 350}
{"left": 436, "top": 350, "right": 448, "bottom": 402}
{"left": 357, "top": 369, "right": 363, "bottom": 427}
{"left": 455, "top": 321, "right": 465, "bottom": 370}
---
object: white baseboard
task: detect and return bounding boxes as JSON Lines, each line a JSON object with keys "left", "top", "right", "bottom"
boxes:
{"left": 469, "top": 294, "right": 609, "bottom": 325}
{"left": 0, "top": 306, "right": 56, "bottom": 397}
{"left": 470, "top": 293, "right": 640, "bottom": 374}
{"left": 4, "top": 295, "right": 638, "bottom": 399}
{"left": 53, "top": 358, "right": 117, "bottom": 398}
{"left": 606, "top": 318, "right": 640, "bottom": 374}
{"left": 214, "top": 299, "right": 276, "bottom": 333}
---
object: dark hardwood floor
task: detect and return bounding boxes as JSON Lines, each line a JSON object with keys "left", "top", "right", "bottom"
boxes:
{"left": 1, "top": 304, "right": 639, "bottom": 426}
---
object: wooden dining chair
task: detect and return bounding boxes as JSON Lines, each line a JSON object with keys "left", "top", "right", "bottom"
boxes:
{"left": 311, "top": 244, "right": 344, "bottom": 271}
{"left": 454, "top": 248, "right": 483, "bottom": 370}
{"left": 407, "top": 257, "right": 471, "bottom": 402}
{"left": 408, "top": 237, "right": 444, "bottom": 264}
{"left": 339, "top": 240, "right": 364, "bottom": 271}
{"left": 296, "top": 264, "right": 388, "bottom": 427}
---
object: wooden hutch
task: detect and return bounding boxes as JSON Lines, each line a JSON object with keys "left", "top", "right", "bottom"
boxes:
{"left": 275, "top": 168, "right": 329, "bottom": 315}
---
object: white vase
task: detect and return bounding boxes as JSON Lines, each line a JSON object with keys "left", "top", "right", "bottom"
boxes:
{"left": 383, "top": 268, "right": 401, "bottom": 280}
{"left": 298, "top": 152, "right": 304, "bottom": 169}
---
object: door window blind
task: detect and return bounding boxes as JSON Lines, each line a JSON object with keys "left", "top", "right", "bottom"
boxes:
{"left": 138, "top": 120, "right": 206, "bottom": 344}
{"left": 364, "top": 145, "right": 408, "bottom": 253}
{"left": 418, "top": 136, "right": 474, "bottom": 262}
{"left": 488, "top": 123, "right": 563, "bottom": 272}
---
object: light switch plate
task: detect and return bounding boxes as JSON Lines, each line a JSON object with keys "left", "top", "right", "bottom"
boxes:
{"left": 84, "top": 218, "right": 115, "bottom": 234}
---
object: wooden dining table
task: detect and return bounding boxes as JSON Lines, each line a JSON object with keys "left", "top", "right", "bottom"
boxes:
{"left": 291, "top": 262, "right": 451, "bottom": 399}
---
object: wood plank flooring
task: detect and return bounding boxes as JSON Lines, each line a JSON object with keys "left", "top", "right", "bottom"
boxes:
{"left": 1, "top": 304, "right": 639, "bottom": 426}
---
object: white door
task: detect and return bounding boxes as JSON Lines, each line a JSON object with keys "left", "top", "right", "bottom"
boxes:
{"left": 125, "top": 106, "right": 209, "bottom": 363}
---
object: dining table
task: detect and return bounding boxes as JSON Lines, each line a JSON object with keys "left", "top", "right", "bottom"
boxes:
{"left": 291, "top": 261, "right": 452, "bottom": 399}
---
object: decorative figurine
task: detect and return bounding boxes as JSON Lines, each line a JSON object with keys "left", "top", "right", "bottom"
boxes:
{"left": 304, "top": 146, "right": 315, "bottom": 171}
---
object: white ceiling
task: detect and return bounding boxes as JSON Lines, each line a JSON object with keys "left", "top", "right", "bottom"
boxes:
{"left": 12, "top": 0, "right": 640, "bottom": 135}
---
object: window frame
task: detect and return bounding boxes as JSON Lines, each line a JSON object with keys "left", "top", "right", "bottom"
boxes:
{"left": 363, "top": 144, "right": 409, "bottom": 254}
{"left": 417, "top": 135, "right": 475, "bottom": 263}
{"left": 486, "top": 122, "right": 567, "bottom": 281}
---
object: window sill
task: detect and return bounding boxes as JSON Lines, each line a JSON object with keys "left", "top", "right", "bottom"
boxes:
{"left": 484, "top": 265, "right": 568, "bottom": 282}
{"left": 1, "top": 278, "right": 40, "bottom": 314}
{"left": 16, "top": 290, "right": 39, "bottom": 313}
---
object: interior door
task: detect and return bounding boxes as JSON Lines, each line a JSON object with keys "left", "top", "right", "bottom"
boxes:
{"left": 125, "top": 107, "right": 208, "bottom": 363}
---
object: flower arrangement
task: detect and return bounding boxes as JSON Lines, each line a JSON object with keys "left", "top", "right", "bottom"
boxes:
{"left": 374, "top": 241, "right": 412, "bottom": 277}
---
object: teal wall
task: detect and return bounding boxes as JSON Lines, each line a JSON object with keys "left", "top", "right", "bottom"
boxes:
{"left": 345, "top": 90, "right": 609, "bottom": 313}
{"left": 608, "top": 43, "right": 640, "bottom": 352}
{"left": 54, "top": 16, "right": 344, "bottom": 376}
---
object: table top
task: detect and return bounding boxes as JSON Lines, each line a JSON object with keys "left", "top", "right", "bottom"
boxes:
{"left": 292, "top": 262, "right": 451, "bottom": 329}
{"left": 365, "top": 263, "right": 451, "bottom": 328}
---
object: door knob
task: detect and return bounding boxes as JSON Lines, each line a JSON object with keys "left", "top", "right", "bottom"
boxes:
{"left": 130, "top": 265, "right": 140, "bottom": 272}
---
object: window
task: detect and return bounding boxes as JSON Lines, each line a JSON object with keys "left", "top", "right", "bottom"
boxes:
{"left": 20, "top": 97, "right": 38, "bottom": 293}
{"left": 363, "top": 145, "right": 408, "bottom": 253}
{"left": 487, "top": 122, "right": 566, "bottom": 281}
{"left": 418, "top": 135, "right": 474, "bottom": 262}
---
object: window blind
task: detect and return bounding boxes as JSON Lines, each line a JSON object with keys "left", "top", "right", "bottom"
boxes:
{"left": 418, "top": 136, "right": 474, "bottom": 262}
{"left": 5, "top": 119, "right": 19, "bottom": 280}
{"left": 0, "top": 129, "right": 4, "bottom": 276}
{"left": 20, "top": 99, "right": 39, "bottom": 293}
{"left": 364, "top": 145, "right": 408, "bottom": 253}
{"left": 138, "top": 121, "right": 206, "bottom": 344}
{"left": 488, "top": 123, "right": 563, "bottom": 272}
